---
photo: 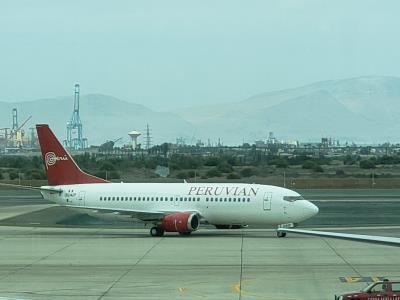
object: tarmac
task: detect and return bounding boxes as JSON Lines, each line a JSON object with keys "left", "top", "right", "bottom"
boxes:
{"left": 0, "top": 191, "right": 400, "bottom": 300}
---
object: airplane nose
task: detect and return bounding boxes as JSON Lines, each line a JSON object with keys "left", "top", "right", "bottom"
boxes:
{"left": 287, "top": 200, "right": 319, "bottom": 223}
{"left": 305, "top": 201, "right": 319, "bottom": 217}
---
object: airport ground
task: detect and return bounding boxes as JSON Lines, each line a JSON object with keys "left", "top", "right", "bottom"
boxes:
{"left": 0, "top": 189, "right": 400, "bottom": 299}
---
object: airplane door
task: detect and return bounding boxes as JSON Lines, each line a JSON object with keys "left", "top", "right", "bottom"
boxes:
{"left": 263, "top": 192, "right": 272, "bottom": 210}
{"left": 78, "top": 191, "right": 86, "bottom": 206}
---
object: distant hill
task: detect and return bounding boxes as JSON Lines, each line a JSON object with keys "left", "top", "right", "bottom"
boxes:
{"left": 2, "top": 76, "right": 400, "bottom": 146}
{"left": 176, "top": 76, "right": 400, "bottom": 143}
{"left": 0, "top": 94, "right": 195, "bottom": 145}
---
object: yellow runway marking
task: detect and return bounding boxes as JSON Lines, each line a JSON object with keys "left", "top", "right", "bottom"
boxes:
{"left": 178, "top": 287, "right": 207, "bottom": 298}
{"left": 345, "top": 276, "right": 362, "bottom": 283}
{"left": 179, "top": 279, "right": 301, "bottom": 299}
{"left": 231, "top": 280, "right": 300, "bottom": 300}
{"left": 231, "top": 280, "right": 260, "bottom": 297}
{"left": 340, "top": 276, "right": 385, "bottom": 283}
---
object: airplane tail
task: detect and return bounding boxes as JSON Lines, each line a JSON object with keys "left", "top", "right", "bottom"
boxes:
{"left": 36, "top": 124, "right": 109, "bottom": 185}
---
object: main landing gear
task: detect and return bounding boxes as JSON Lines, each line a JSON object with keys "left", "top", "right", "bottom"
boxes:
{"left": 150, "top": 226, "right": 165, "bottom": 237}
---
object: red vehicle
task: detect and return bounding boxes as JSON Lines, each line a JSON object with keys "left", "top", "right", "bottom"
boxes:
{"left": 335, "top": 280, "right": 400, "bottom": 300}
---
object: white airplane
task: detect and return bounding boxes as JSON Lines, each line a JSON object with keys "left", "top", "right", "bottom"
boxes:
{"left": 4, "top": 124, "right": 320, "bottom": 237}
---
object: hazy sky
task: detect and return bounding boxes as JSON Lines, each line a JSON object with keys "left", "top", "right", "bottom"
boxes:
{"left": 1, "top": 0, "right": 399, "bottom": 110}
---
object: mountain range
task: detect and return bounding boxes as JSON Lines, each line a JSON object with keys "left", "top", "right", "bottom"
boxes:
{"left": 1, "top": 76, "right": 400, "bottom": 145}
{"left": 0, "top": 95, "right": 194, "bottom": 146}
{"left": 176, "top": 76, "right": 400, "bottom": 143}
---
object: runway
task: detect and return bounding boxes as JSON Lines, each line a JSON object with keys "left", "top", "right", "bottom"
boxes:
{"left": 1, "top": 226, "right": 400, "bottom": 300}
{"left": 0, "top": 189, "right": 400, "bottom": 299}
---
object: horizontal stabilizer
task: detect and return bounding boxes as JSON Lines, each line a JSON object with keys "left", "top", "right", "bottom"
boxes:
{"left": 0, "top": 182, "right": 63, "bottom": 194}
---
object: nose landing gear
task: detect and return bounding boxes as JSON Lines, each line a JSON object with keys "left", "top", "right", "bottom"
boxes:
{"left": 277, "top": 231, "right": 287, "bottom": 238}
{"left": 277, "top": 223, "right": 295, "bottom": 238}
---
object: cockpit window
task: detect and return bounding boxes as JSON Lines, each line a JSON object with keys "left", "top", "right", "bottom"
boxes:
{"left": 283, "top": 196, "right": 304, "bottom": 202}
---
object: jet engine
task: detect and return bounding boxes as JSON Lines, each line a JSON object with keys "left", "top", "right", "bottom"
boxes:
{"left": 162, "top": 212, "right": 200, "bottom": 233}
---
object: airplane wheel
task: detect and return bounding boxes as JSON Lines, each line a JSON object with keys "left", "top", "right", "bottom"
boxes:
{"left": 277, "top": 231, "right": 286, "bottom": 238}
{"left": 150, "top": 227, "right": 164, "bottom": 237}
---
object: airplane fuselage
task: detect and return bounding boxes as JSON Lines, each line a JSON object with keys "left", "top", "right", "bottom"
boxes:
{"left": 41, "top": 182, "right": 318, "bottom": 227}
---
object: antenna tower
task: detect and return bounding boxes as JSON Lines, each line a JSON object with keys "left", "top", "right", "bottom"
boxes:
{"left": 145, "top": 124, "right": 152, "bottom": 151}
{"left": 65, "top": 84, "right": 87, "bottom": 150}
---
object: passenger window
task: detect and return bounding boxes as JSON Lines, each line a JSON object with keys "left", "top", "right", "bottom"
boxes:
{"left": 180, "top": 197, "right": 183, "bottom": 201}
{"left": 170, "top": 197, "right": 173, "bottom": 201}
{"left": 156, "top": 197, "right": 158, "bottom": 201}
{"left": 160, "top": 197, "right": 163, "bottom": 201}
{"left": 247, "top": 198, "right": 250, "bottom": 202}
{"left": 197, "top": 198, "right": 200, "bottom": 201}
{"left": 112, "top": 197, "right": 115, "bottom": 201}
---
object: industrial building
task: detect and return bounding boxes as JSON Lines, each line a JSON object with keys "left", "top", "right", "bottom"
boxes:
{"left": 0, "top": 108, "right": 36, "bottom": 153}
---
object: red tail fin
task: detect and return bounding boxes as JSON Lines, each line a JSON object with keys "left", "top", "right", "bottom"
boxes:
{"left": 36, "top": 124, "right": 108, "bottom": 185}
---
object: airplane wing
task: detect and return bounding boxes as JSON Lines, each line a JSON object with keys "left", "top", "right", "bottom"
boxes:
{"left": 278, "top": 228, "right": 400, "bottom": 247}
{"left": 69, "top": 205, "right": 202, "bottom": 222}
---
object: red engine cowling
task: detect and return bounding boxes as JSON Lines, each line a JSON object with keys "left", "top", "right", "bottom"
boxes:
{"left": 162, "top": 212, "right": 200, "bottom": 233}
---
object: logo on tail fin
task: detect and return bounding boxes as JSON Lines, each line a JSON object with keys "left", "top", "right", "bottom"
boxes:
{"left": 45, "top": 152, "right": 68, "bottom": 169}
